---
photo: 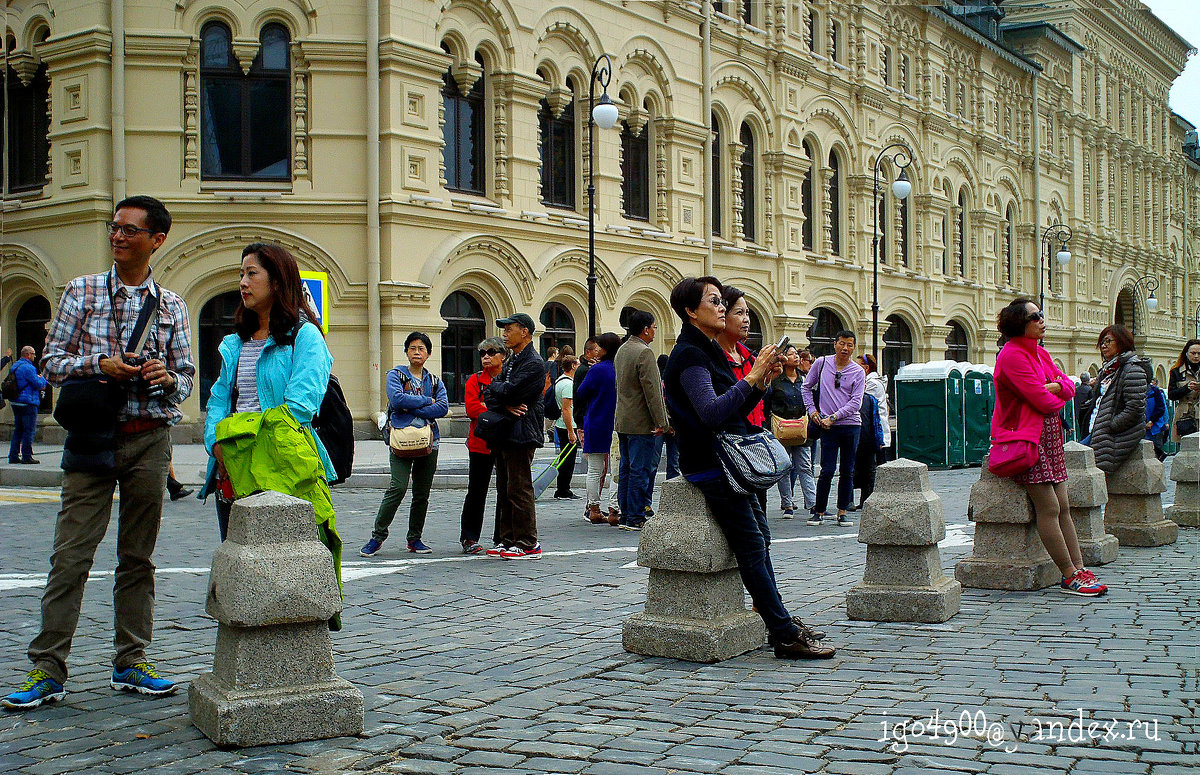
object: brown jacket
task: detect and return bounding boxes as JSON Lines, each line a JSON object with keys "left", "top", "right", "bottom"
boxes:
{"left": 614, "top": 336, "right": 668, "bottom": 434}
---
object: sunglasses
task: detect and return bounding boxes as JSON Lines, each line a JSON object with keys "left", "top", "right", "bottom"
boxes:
{"left": 1027, "top": 311, "right": 1045, "bottom": 322}
{"left": 835, "top": 371, "right": 842, "bottom": 389}
{"left": 479, "top": 348, "right": 503, "bottom": 357}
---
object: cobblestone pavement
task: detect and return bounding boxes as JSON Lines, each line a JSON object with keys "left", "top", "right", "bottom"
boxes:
{"left": 0, "top": 466, "right": 1194, "bottom": 775}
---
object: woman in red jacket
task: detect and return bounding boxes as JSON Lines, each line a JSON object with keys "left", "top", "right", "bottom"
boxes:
{"left": 458, "top": 337, "right": 506, "bottom": 554}
{"left": 992, "top": 298, "right": 1107, "bottom": 597}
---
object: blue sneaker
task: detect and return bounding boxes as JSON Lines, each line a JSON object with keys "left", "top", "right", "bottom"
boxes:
{"left": 360, "top": 538, "right": 383, "bottom": 557}
{"left": 2, "top": 669, "right": 66, "bottom": 710}
{"left": 407, "top": 539, "right": 433, "bottom": 554}
{"left": 110, "top": 663, "right": 177, "bottom": 696}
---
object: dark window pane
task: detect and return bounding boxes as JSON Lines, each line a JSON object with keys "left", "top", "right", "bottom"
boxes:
{"left": 201, "top": 23, "right": 232, "bottom": 68}
{"left": 249, "top": 79, "right": 290, "bottom": 178}
{"left": 806, "top": 307, "right": 845, "bottom": 359}
{"left": 621, "top": 123, "right": 649, "bottom": 220}
{"left": 740, "top": 123, "right": 755, "bottom": 242}
{"left": 801, "top": 142, "right": 814, "bottom": 250}
{"left": 5, "top": 64, "right": 50, "bottom": 191}
{"left": 829, "top": 152, "right": 841, "bottom": 255}
{"left": 540, "top": 98, "right": 574, "bottom": 208}
{"left": 712, "top": 113, "right": 722, "bottom": 236}
{"left": 440, "top": 291, "right": 486, "bottom": 403}
{"left": 258, "top": 24, "right": 290, "bottom": 71}
{"left": 201, "top": 78, "right": 244, "bottom": 177}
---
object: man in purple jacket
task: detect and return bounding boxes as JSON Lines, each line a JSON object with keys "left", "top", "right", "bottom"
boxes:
{"left": 801, "top": 330, "right": 865, "bottom": 527}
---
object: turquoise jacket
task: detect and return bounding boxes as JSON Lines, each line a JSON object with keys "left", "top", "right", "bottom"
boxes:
{"left": 201, "top": 322, "right": 335, "bottom": 496}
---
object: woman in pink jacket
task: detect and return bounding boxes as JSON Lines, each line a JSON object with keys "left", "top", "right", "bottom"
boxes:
{"left": 992, "top": 298, "right": 1107, "bottom": 597}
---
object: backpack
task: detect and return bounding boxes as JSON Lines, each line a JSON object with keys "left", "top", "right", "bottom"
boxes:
{"left": 1, "top": 367, "right": 18, "bottom": 402}
{"left": 544, "top": 374, "right": 571, "bottom": 422}
{"left": 312, "top": 374, "right": 354, "bottom": 485}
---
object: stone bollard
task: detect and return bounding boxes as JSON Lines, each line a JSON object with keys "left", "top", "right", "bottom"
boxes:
{"left": 623, "top": 478, "right": 766, "bottom": 662}
{"left": 1104, "top": 440, "right": 1178, "bottom": 546}
{"left": 846, "top": 459, "right": 960, "bottom": 623}
{"left": 954, "top": 456, "right": 1059, "bottom": 590}
{"left": 190, "top": 491, "right": 364, "bottom": 747}
{"left": 1063, "top": 442, "right": 1119, "bottom": 565}
{"left": 1165, "top": 432, "right": 1200, "bottom": 528}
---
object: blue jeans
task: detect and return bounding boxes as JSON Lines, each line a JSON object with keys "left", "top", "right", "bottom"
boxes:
{"left": 815, "top": 425, "right": 859, "bottom": 514}
{"left": 618, "top": 433, "right": 658, "bottom": 524}
{"left": 776, "top": 443, "right": 816, "bottom": 511}
{"left": 8, "top": 403, "right": 37, "bottom": 462}
{"left": 691, "top": 475, "right": 797, "bottom": 640}
{"left": 657, "top": 433, "right": 680, "bottom": 480}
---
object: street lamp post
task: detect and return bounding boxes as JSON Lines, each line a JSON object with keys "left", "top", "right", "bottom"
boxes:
{"left": 871, "top": 143, "right": 913, "bottom": 363}
{"left": 587, "top": 54, "right": 619, "bottom": 339}
{"left": 1131, "top": 275, "right": 1160, "bottom": 334}
{"left": 1038, "top": 224, "right": 1072, "bottom": 313}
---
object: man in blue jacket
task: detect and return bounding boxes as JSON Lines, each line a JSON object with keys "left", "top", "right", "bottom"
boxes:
{"left": 8, "top": 346, "right": 48, "bottom": 464}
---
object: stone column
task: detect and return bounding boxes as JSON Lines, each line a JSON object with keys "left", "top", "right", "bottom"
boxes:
{"left": 1105, "top": 440, "right": 1178, "bottom": 546}
{"left": 1166, "top": 433, "right": 1200, "bottom": 527}
{"left": 1063, "top": 442, "right": 1119, "bottom": 565}
{"left": 190, "top": 492, "right": 364, "bottom": 747}
{"left": 623, "top": 479, "right": 766, "bottom": 663}
{"left": 954, "top": 456, "right": 1059, "bottom": 590}
{"left": 846, "top": 459, "right": 960, "bottom": 623}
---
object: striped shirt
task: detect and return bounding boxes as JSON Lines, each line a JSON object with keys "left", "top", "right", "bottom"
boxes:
{"left": 235, "top": 338, "right": 267, "bottom": 413}
{"left": 42, "top": 266, "right": 196, "bottom": 424}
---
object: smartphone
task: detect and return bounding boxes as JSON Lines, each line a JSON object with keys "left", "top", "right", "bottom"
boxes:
{"left": 775, "top": 334, "right": 790, "bottom": 352}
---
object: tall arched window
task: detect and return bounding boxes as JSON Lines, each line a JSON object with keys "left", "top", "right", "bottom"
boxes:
{"left": 806, "top": 11, "right": 816, "bottom": 51}
{"left": 440, "top": 291, "right": 486, "bottom": 403}
{"left": 539, "top": 81, "right": 575, "bottom": 209}
{"left": 711, "top": 112, "right": 722, "bottom": 237}
{"left": 956, "top": 189, "right": 967, "bottom": 275}
{"left": 5, "top": 51, "right": 50, "bottom": 192}
{"left": 746, "top": 308, "right": 764, "bottom": 353}
{"left": 944, "top": 321, "right": 969, "bottom": 362}
{"left": 828, "top": 150, "right": 842, "bottom": 256}
{"left": 801, "top": 140, "right": 815, "bottom": 251}
{"left": 806, "top": 307, "right": 845, "bottom": 358}
{"left": 1004, "top": 204, "right": 1015, "bottom": 286}
{"left": 882, "top": 315, "right": 913, "bottom": 410}
{"left": 198, "top": 291, "right": 241, "bottom": 407}
{"left": 442, "top": 50, "right": 485, "bottom": 194}
{"left": 621, "top": 106, "right": 650, "bottom": 220}
{"left": 740, "top": 122, "right": 756, "bottom": 243}
{"left": 539, "top": 302, "right": 575, "bottom": 355}
{"left": 877, "top": 166, "right": 889, "bottom": 264}
{"left": 899, "top": 195, "right": 910, "bottom": 267}
{"left": 200, "top": 22, "right": 291, "bottom": 180}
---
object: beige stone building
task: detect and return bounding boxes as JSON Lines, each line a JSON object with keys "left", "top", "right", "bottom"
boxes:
{"left": 1, "top": 0, "right": 1198, "bottom": 428}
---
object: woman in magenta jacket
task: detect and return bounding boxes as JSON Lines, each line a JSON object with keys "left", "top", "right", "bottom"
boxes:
{"left": 992, "top": 298, "right": 1107, "bottom": 597}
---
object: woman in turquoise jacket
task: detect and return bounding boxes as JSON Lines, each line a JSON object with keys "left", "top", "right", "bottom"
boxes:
{"left": 201, "top": 243, "right": 337, "bottom": 549}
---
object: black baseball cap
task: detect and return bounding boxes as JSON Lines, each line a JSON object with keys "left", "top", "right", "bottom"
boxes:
{"left": 496, "top": 313, "right": 535, "bottom": 333}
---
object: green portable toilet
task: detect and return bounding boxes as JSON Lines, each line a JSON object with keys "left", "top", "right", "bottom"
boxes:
{"left": 1061, "top": 376, "right": 1080, "bottom": 443}
{"left": 895, "top": 361, "right": 967, "bottom": 468}
{"left": 963, "top": 364, "right": 994, "bottom": 465}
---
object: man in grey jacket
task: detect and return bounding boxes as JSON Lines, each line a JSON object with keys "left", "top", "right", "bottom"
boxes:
{"left": 613, "top": 308, "right": 668, "bottom": 531}
{"left": 484, "top": 313, "right": 546, "bottom": 559}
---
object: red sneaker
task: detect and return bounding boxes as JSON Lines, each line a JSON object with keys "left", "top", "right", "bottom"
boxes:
{"left": 1060, "top": 570, "right": 1107, "bottom": 597}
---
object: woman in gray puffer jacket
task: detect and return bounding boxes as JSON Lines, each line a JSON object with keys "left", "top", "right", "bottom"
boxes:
{"left": 1082, "top": 325, "right": 1147, "bottom": 474}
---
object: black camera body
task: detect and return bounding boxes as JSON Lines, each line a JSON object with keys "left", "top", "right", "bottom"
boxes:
{"left": 126, "top": 350, "right": 166, "bottom": 400}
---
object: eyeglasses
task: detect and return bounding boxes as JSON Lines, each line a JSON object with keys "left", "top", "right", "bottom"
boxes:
{"left": 1100, "top": 337, "right": 1115, "bottom": 347}
{"left": 703, "top": 295, "right": 726, "bottom": 309}
{"left": 1027, "top": 311, "right": 1046, "bottom": 323}
{"left": 479, "top": 348, "right": 503, "bottom": 357}
{"left": 105, "top": 221, "right": 155, "bottom": 238}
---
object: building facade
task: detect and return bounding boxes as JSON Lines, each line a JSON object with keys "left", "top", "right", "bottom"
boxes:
{"left": 1, "top": 0, "right": 1198, "bottom": 426}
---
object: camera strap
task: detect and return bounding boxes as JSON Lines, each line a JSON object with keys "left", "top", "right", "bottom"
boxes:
{"left": 106, "top": 270, "right": 160, "bottom": 357}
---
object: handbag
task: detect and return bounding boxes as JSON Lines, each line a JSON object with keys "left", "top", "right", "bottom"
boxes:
{"left": 474, "top": 409, "right": 513, "bottom": 444}
{"left": 987, "top": 438, "right": 1039, "bottom": 478}
{"left": 806, "top": 357, "right": 826, "bottom": 442}
{"left": 1176, "top": 416, "right": 1198, "bottom": 438}
{"left": 770, "top": 413, "right": 808, "bottom": 446}
{"left": 389, "top": 422, "right": 433, "bottom": 457}
{"left": 714, "top": 429, "right": 793, "bottom": 495}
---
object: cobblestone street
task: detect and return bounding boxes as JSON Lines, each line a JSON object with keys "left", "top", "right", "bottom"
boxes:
{"left": 0, "top": 467, "right": 1195, "bottom": 775}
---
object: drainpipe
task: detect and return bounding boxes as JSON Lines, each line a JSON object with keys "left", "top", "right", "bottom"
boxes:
{"left": 1031, "top": 72, "right": 1040, "bottom": 311}
{"left": 112, "top": 0, "right": 126, "bottom": 203}
{"left": 366, "top": 0, "right": 381, "bottom": 415}
{"left": 701, "top": 0, "right": 713, "bottom": 276}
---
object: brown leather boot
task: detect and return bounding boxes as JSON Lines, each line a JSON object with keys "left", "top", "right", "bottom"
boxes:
{"left": 607, "top": 508, "right": 620, "bottom": 526}
{"left": 587, "top": 504, "right": 607, "bottom": 524}
{"left": 770, "top": 633, "right": 836, "bottom": 660}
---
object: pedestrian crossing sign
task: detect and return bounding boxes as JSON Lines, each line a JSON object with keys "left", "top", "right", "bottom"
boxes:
{"left": 299, "top": 271, "right": 329, "bottom": 334}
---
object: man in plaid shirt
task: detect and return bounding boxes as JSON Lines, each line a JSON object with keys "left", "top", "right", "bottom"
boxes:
{"left": 3, "top": 196, "right": 196, "bottom": 711}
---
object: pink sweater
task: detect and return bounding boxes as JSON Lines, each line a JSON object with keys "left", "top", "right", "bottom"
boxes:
{"left": 992, "top": 336, "right": 1075, "bottom": 444}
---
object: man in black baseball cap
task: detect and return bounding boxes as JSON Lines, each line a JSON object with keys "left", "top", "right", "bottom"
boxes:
{"left": 484, "top": 312, "right": 545, "bottom": 559}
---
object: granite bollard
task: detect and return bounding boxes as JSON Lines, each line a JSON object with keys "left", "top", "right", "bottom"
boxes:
{"left": 190, "top": 491, "right": 364, "bottom": 747}
{"left": 954, "top": 455, "right": 1059, "bottom": 590}
{"left": 846, "top": 459, "right": 960, "bottom": 622}
{"left": 623, "top": 478, "right": 766, "bottom": 662}
{"left": 1104, "top": 440, "right": 1177, "bottom": 546}
{"left": 1063, "top": 442, "right": 1119, "bottom": 565}
{"left": 1165, "top": 432, "right": 1200, "bottom": 528}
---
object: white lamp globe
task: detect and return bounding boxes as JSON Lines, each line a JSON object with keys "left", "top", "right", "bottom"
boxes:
{"left": 592, "top": 96, "right": 619, "bottom": 130}
{"left": 891, "top": 171, "right": 912, "bottom": 200}
{"left": 1147, "top": 293, "right": 1159, "bottom": 312}
{"left": 1056, "top": 248, "right": 1071, "bottom": 266}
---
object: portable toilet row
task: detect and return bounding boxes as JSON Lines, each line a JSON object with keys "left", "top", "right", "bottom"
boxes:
{"left": 895, "top": 361, "right": 995, "bottom": 468}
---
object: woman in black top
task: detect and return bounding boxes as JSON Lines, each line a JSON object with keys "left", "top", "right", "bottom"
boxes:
{"left": 663, "top": 277, "right": 833, "bottom": 659}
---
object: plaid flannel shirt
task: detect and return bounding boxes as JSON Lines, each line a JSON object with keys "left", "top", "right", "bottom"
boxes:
{"left": 42, "top": 266, "right": 196, "bottom": 424}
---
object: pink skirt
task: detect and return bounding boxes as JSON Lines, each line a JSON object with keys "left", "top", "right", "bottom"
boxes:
{"left": 1014, "top": 413, "right": 1067, "bottom": 485}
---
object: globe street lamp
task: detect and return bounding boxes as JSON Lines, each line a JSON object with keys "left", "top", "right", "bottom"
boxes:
{"left": 587, "top": 54, "right": 619, "bottom": 339}
{"left": 871, "top": 142, "right": 913, "bottom": 362}
{"left": 1132, "top": 274, "right": 1160, "bottom": 315}
{"left": 1038, "top": 224, "right": 1072, "bottom": 313}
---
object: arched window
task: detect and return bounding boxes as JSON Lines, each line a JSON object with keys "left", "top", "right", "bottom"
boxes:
{"left": 442, "top": 50, "right": 485, "bottom": 194}
{"left": 956, "top": 189, "right": 967, "bottom": 275}
{"left": 746, "top": 307, "right": 764, "bottom": 353}
{"left": 801, "top": 140, "right": 815, "bottom": 251}
{"left": 711, "top": 112, "right": 722, "bottom": 237}
{"left": 830, "top": 21, "right": 841, "bottom": 62}
{"left": 5, "top": 51, "right": 50, "bottom": 192}
{"left": 806, "top": 11, "right": 816, "bottom": 51}
{"left": 539, "top": 80, "right": 575, "bottom": 209}
{"left": 440, "top": 291, "right": 486, "bottom": 403}
{"left": 621, "top": 105, "right": 650, "bottom": 220}
{"left": 1004, "top": 204, "right": 1015, "bottom": 286}
{"left": 198, "top": 291, "right": 241, "bottom": 407}
{"left": 200, "top": 22, "right": 291, "bottom": 180}
{"left": 14, "top": 295, "right": 51, "bottom": 412}
{"left": 941, "top": 213, "right": 950, "bottom": 275}
{"left": 944, "top": 321, "right": 969, "bottom": 362}
{"left": 828, "top": 150, "right": 842, "bottom": 256}
{"left": 899, "top": 194, "right": 910, "bottom": 267}
{"left": 539, "top": 302, "right": 575, "bottom": 355}
{"left": 806, "top": 307, "right": 845, "bottom": 358}
{"left": 740, "top": 122, "right": 756, "bottom": 243}
{"left": 877, "top": 165, "right": 889, "bottom": 264}
{"left": 882, "top": 315, "right": 913, "bottom": 410}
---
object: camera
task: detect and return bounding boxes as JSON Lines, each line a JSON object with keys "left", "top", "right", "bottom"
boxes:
{"left": 126, "top": 350, "right": 166, "bottom": 400}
